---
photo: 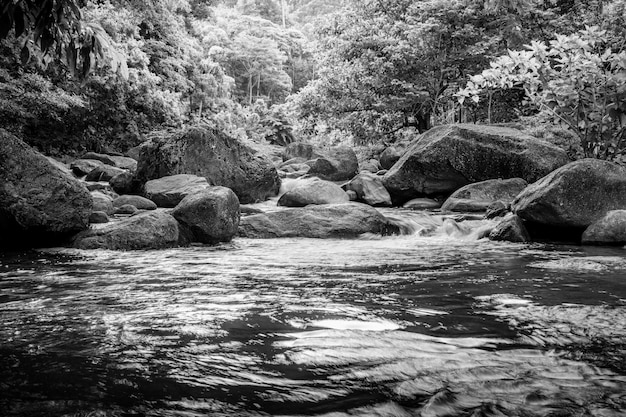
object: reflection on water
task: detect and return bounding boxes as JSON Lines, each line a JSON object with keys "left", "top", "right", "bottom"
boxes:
{"left": 1, "top": 233, "right": 626, "bottom": 416}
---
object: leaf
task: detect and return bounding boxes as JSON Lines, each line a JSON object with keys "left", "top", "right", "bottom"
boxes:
{"left": 20, "top": 44, "right": 30, "bottom": 65}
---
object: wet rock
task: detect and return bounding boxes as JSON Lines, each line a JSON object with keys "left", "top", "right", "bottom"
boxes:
{"left": 144, "top": 174, "right": 211, "bottom": 208}
{"left": 73, "top": 210, "right": 180, "bottom": 250}
{"left": 442, "top": 178, "right": 528, "bottom": 213}
{"left": 379, "top": 146, "right": 402, "bottom": 170}
{"left": 403, "top": 198, "right": 442, "bottom": 210}
{"left": 345, "top": 172, "right": 392, "bottom": 206}
{"left": 360, "top": 159, "right": 381, "bottom": 173}
{"left": 83, "top": 152, "right": 137, "bottom": 171}
{"left": 110, "top": 171, "right": 142, "bottom": 195}
{"left": 513, "top": 159, "right": 626, "bottom": 229}
{"left": 85, "top": 165, "right": 127, "bottom": 182}
{"left": 0, "top": 129, "right": 92, "bottom": 248}
{"left": 278, "top": 178, "right": 349, "bottom": 207}
{"left": 485, "top": 201, "right": 509, "bottom": 219}
{"left": 382, "top": 124, "right": 569, "bottom": 202}
{"left": 582, "top": 210, "right": 626, "bottom": 245}
{"left": 136, "top": 125, "right": 280, "bottom": 204}
{"left": 91, "top": 191, "right": 114, "bottom": 215}
{"left": 89, "top": 211, "right": 109, "bottom": 224}
{"left": 489, "top": 214, "right": 530, "bottom": 243}
{"left": 172, "top": 186, "right": 240, "bottom": 243}
{"left": 239, "top": 203, "right": 397, "bottom": 238}
{"left": 114, "top": 204, "right": 139, "bottom": 215}
{"left": 283, "top": 142, "right": 359, "bottom": 181}
{"left": 113, "top": 195, "right": 157, "bottom": 211}
{"left": 70, "top": 159, "right": 105, "bottom": 176}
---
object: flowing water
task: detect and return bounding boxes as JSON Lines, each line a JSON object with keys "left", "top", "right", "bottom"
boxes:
{"left": 1, "top": 210, "right": 626, "bottom": 417}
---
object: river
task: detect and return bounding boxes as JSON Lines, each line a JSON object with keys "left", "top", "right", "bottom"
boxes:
{"left": 1, "top": 210, "right": 625, "bottom": 416}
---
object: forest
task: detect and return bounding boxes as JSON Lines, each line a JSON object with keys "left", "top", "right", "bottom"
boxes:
{"left": 0, "top": 0, "right": 625, "bottom": 162}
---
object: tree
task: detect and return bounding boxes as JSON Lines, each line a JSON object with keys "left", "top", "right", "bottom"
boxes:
{"left": 457, "top": 26, "right": 626, "bottom": 161}
{"left": 0, "top": 0, "right": 126, "bottom": 77}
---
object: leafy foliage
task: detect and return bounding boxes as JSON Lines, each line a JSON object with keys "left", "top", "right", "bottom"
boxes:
{"left": 458, "top": 26, "right": 626, "bottom": 161}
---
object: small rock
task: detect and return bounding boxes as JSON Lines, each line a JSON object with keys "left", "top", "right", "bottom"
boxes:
{"left": 582, "top": 210, "right": 626, "bottom": 246}
{"left": 379, "top": 146, "right": 402, "bottom": 170}
{"left": 345, "top": 172, "right": 392, "bottom": 206}
{"left": 442, "top": 178, "right": 528, "bottom": 213}
{"left": 485, "top": 201, "right": 509, "bottom": 219}
{"left": 278, "top": 178, "right": 349, "bottom": 207}
{"left": 114, "top": 204, "right": 139, "bottom": 215}
{"left": 113, "top": 195, "right": 157, "bottom": 211}
{"left": 85, "top": 165, "right": 127, "bottom": 182}
{"left": 91, "top": 191, "right": 114, "bottom": 215}
{"left": 89, "top": 211, "right": 109, "bottom": 224}
{"left": 110, "top": 171, "right": 141, "bottom": 195}
{"left": 144, "top": 174, "right": 211, "bottom": 208}
{"left": 403, "top": 198, "right": 442, "bottom": 210}
{"left": 489, "top": 214, "right": 530, "bottom": 243}
{"left": 71, "top": 159, "right": 105, "bottom": 176}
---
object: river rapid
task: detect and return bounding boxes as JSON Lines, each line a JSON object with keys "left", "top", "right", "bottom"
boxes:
{"left": 1, "top": 210, "right": 626, "bottom": 417}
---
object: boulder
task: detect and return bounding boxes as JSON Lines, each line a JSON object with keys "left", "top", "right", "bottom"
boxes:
{"left": 489, "top": 214, "right": 530, "bottom": 243}
{"left": 83, "top": 152, "right": 137, "bottom": 171}
{"left": 283, "top": 142, "right": 359, "bottom": 181}
{"left": 110, "top": 172, "right": 142, "bottom": 195}
{"left": 278, "top": 178, "right": 349, "bottom": 207}
{"left": 403, "top": 198, "right": 442, "bottom": 210}
{"left": 360, "top": 159, "right": 381, "bottom": 173}
{"left": 238, "top": 203, "right": 397, "bottom": 238}
{"left": 172, "top": 186, "right": 240, "bottom": 243}
{"left": 85, "top": 165, "right": 127, "bottom": 182}
{"left": 73, "top": 210, "right": 180, "bottom": 250}
{"left": 89, "top": 211, "right": 109, "bottom": 224}
{"left": 441, "top": 178, "right": 528, "bottom": 212}
{"left": 379, "top": 146, "right": 402, "bottom": 170}
{"left": 91, "top": 191, "right": 114, "bottom": 215}
{"left": 485, "top": 201, "right": 509, "bottom": 219}
{"left": 113, "top": 195, "right": 157, "bottom": 211}
{"left": 382, "top": 124, "right": 569, "bottom": 202}
{"left": 0, "top": 129, "right": 92, "bottom": 248}
{"left": 144, "top": 174, "right": 211, "bottom": 208}
{"left": 126, "top": 145, "right": 143, "bottom": 161}
{"left": 345, "top": 172, "right": 392, "bottom": 206}
{"left": 513, "top": 159, "right": 626, "bottom": 229}
{"left": 71, "top": 159, "right": 105, "bottom": 176}
{"left": 582, "top": 210, "right": 626, "bottom": 246}
{"left": 114, "top": 204, "right": 139, "bottom": 215}
{"left": 136, "top": 125, "right": 280, "bottom": 204}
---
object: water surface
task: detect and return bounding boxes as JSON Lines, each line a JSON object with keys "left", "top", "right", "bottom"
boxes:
{"left": 1, "top": 228, "right": 626, "bottom": 416}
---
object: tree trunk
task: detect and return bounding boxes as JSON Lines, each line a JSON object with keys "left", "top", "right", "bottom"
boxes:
{"left": 249, "top": 74, "right": 253, "bottom": 105}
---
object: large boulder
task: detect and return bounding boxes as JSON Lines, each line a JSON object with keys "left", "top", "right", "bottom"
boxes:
{"left": 513, "top": 159, "right": 626, "bottom": 230}
{"left": 73, "top": 210, "right": 180, "bottom": 250}
{"left": 144, "top": 174, "right": 212, "bottom": 208}
{"left": 172, "top": 186, "right": 240, "bottom": 243}
{"left": 136, "top": 125, "right": 280, "bottom": 204}
{"left": 0, "top": 129, "right": 92, "bottom": 248}
{"left": 278, "top": 178, "right": 349, "bottom": 207}
{"left": 382, "top": 124, "right": 569, "bottom": 201}
{"left": 582, "top": 210, "right": 626, "bottom": 246}
{"left": 238, "top": 203, "right": 396, "bottom": 238}
{"left": 441, "top": 178, "right": 528, "bottom": 212}
{"left": 345, "top": 172, "right": 392, "bottom": 206}
{"left": 283, "top": 142, "right": 359, "bottom": 181}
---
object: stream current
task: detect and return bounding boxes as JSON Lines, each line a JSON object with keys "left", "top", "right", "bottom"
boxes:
{"left": 1, "top": 209, "right": 626, "bottom": 416}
